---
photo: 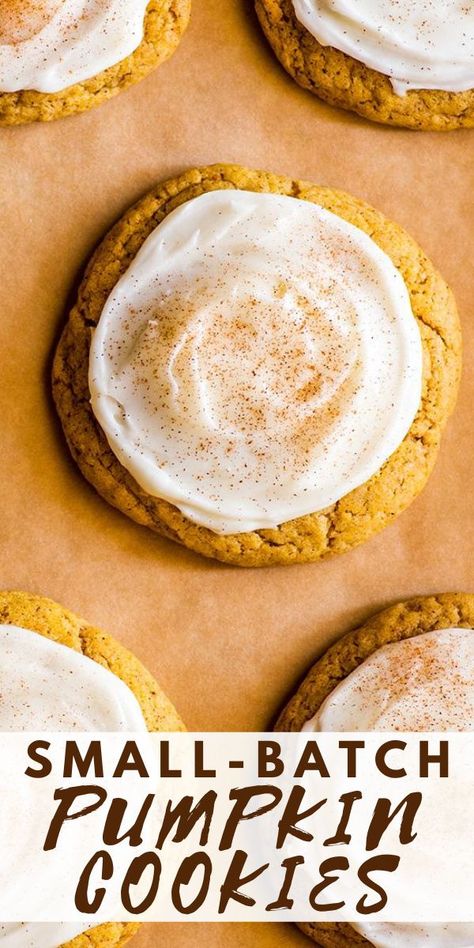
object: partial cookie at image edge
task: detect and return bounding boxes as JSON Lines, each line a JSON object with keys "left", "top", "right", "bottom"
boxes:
{"left": 0, "top": 0, "right": 191, "bottom": 126}
{"left": 275, "top": 591, "right": 474, "bottom": 947}
{"left": 254, "top": 0, "right": 474, "bottom": 131}
{"left": 0, "top": 589, "right": 185, "bottom": 948}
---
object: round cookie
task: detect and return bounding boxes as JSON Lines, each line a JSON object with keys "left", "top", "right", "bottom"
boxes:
{"left": 254, "top": 0, "right": 474, "bottom": 131}
{"left": 52, "top": 163, "right": 461, "bottom": 568}
{"left": 0, "top": 589, "right": 185, "bottom": 948}
{"left": 276, "top": 591, "right": 474, "bottom": 947}
{"left": 0, "top": 0, "right": 191, "bottom": 126}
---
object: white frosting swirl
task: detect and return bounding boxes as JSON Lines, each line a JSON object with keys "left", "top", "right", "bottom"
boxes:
{"left": 0, "top": 623, "right": 146, "bottom": 947}
{"left": 292, "top": 0, "right": 474, "bottom": 94}
{"left": 89, "top": 189, "right": 422, "bottom": 535}
{"left": 0, "top": 0, "right": 149, "bottom": 93}
{"left": 304, "top": 627, "right": 474, "bottom": 947}
{"left": 0, "top": 624, "right": 146, "bottom": 731}
{"left": 306, "top": 628, "right": 474, "bottom": 733}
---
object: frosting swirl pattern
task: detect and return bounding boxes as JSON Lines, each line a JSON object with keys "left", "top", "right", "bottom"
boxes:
{"left": 89, "top": 189, "right": 422, "bottom": 535}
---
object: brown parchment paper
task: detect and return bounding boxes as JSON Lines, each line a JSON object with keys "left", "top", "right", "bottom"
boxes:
{"left": 0, "top": 1, "right": 473, "bottom": 945}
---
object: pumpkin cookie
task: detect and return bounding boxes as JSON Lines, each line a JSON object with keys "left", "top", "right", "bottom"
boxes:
{"left": 0, "top": 589, "right": 184, "bottom": 948}
{"left": 0, "top": 0, "right": 191, "bottom": 126}
{"left": 52, "top": 163, "right": 461, "bottom": 567}
{"left": 276, "top": 592, "right": 474, "bottom": 947}
{"left": 255, "top": 0, "right": 474, "bottom": 131}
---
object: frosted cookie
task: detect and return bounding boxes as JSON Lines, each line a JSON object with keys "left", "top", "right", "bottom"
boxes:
{"left": 0, "top": 0, "right": 191, "bottom": 126}
{"left": 0, "top": 589, "right": 184, "bottom": 948}
{"left": 276, "top": 591, "right": 474, "bottom": 947}
{"left": 52, "top": 163, "right": 461, "bottom": 567}
{"left": 255, "top": 0, "right": 474, "bottom": 130}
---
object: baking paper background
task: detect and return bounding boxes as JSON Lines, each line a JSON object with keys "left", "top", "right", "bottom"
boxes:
{"left": 0, "top": 1, "right": 473, "bottom": 945}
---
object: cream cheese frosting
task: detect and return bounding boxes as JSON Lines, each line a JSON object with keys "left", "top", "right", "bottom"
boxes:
{"left": 0, "top": 0, "right": 149, "bottom": 93}
{"left": 304, "top": 627, "right": 474, "bottom": 947}
{"left": 0, "top": 623, "right": 147, "bottom": 947}
{"left": 305, "top": 628, "right": 474, "bottom": 733}
{"left": 292, "top": 0, "right": 474, "bottom": 95}
{"left": 89, "top": 189, "right": 422, "bottom": 536}
{"left": 0, "top": 624, "right": 146, "bottom": 731}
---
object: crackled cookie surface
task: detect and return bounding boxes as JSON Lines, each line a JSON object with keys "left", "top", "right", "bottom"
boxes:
{"left": 276, "top": 592, "right": 474, "bottom": 947}
{"left": 0, "top": 590, "right": 184, "bottom": 948}
{"left": 255, "top": 0, "right": 474, "bottom": 130}
{"left": 53, "top": 163, "right": 461, "bottom": 567}
{"left": 0, "top": 0, "right": 190, "bottom": 125}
